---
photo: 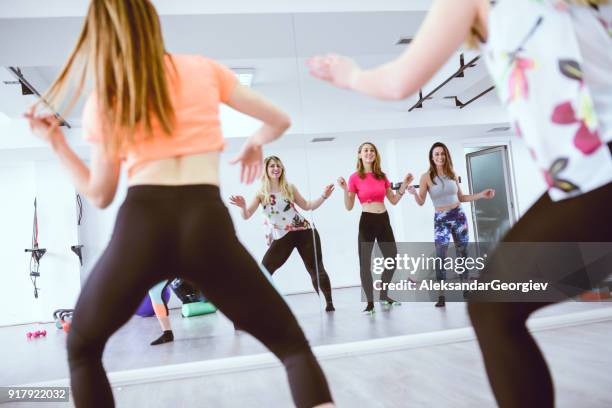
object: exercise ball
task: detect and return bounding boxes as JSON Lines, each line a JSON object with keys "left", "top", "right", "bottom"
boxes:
{"left": 135, "top": 286, "right": 171, "bottom": 317}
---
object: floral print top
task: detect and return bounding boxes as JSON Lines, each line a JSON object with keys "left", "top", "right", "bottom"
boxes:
{"left": 484, "top": 0, "right": 612, "bottom": 201}
{"left": 262, "top": 194, "right": 311, "bottom": 246}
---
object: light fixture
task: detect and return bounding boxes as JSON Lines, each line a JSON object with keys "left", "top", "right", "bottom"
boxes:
{"left": 396, "top": 37, "right": 413, "bottom": 45}
{"left": 311, "top": 137, "right": 335, "bottom": 143}
{"left": 487, "top": 126, "right": 511, "bottom": 133}
{"left": 232, "top": 68, "right": 254, "bottom": 88}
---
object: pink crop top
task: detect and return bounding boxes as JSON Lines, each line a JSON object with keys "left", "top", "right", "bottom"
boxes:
{"left": 348, "top": 172, "right": 390, "bottom": 204}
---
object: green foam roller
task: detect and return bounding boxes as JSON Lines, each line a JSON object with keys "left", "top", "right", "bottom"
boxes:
{"left": 182, "top": 301, "right": 217, "bottom": 317}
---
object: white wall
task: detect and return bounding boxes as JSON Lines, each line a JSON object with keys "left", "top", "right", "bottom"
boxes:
{"left": 0, "top": 162, "right": 38, "bottom": 326}
{"left": 0, "top": 160, "right": 81, "bottom": 326}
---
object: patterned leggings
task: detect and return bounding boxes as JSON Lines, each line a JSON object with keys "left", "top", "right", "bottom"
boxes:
{"left": 434, "top": 206, "right": 469, "bottom": 281}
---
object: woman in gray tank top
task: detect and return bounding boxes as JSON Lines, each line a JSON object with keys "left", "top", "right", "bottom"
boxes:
{"left": 407, "top": 142, "right": 495, "bottom": 307}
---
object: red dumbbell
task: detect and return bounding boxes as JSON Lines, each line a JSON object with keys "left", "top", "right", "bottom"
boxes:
{"left": 26, "top": 330, "right": 48, "bottom": 339}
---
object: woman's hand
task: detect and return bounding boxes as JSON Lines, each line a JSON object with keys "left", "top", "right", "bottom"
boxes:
{"left": 307, "top": 54, "right": 361, "bottom": 89}
{"left": 229, "top": 138, "right": 263, "bottom": 184}
{"left": 407, "top": 186, "right": 418, "bottom": 196}
{"left": 337, "top": 176, "right": 348, "bottom": 192}
{"left": 24, "top": 108, "right": 66, "bottom": 148}
{"left": 229, "top": 195, "right": 247, "bottom": 209}
{"left": 403, "top": 173, "right": 414, "bottom": 185}
{"left": 322, "top": 184, "right": 335, "bottom": 199}
{"left": 480, "top": 188, "right": 496, "bottom": 199}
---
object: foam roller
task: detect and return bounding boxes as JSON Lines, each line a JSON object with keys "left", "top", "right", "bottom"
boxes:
{"left": 181, "top": 301, "right": 217, "bottom": 318}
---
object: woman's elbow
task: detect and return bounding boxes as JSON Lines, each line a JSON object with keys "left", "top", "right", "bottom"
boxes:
{"left": 382, "top": 78, "right": 416, "bottom": 101}
{"left": 275, "top": 113, "right": 291, "bottom": 133}
{"left": 93, "top": 195, "right": 113, "bottom": 209}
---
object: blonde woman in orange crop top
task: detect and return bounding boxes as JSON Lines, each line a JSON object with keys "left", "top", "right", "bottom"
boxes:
{"left": 25, "top": 1, "right": 333, "bottom": 407}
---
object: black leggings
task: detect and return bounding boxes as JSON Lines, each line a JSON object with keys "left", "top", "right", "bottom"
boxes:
{"left": 468, "top": 180, "right": 612, "bottom": 408}
{"left": 358, "top": 211, "right": 397, "bottom": 302}
{"left": 262, "top": 229, "right": 333, "bottom": 304}
{"left": 66, "top": 185, "right": 332, "bottom": 408}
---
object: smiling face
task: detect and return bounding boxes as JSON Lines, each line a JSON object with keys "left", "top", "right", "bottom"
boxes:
{"left": 266, "top": 158, "right": 283, "bottom": 180}
{"left": 431, "top": 146, "right": 447, "bottom": 167}
{"left": 359, "top": 143, "right": 377, "bottom": 166}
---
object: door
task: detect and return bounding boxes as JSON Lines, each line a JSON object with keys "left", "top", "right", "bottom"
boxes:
{"left": 466, "top": 146, "right": 516, "bottom": 244}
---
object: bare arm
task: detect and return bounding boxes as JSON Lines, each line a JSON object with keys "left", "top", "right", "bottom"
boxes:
{"left": 386, "top": 187, "right": 403, "bottom": 205}
{"left": 226, "top": 84, "right": 291, "bottom": 145}
{"left": 308, "top": 0, "right": 482, "bottom": 100}
{"left": 226, "top": 84, "right": 292, "bottom": 183}
{"left": 293, "top": 184, "right": 334, "bottom": 211}
{"left": 457, "top": 181, "right": 495, "bottom": 203}
{"left": 26, "top": 112, "right": 120, "bottom": 209}
{"left": 409, "top": 174, "right": 429, "bottom": 206}
{"left": 229, "top": 194, "right": 261, "bottom": 220}
{"left": 386, "top": 173, "right": 414, "bottom": 205}
{"left": 337, "top": 177, "right": 356, "bottom": 211}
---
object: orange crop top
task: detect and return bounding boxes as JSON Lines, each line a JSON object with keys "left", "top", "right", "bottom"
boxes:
{"left": 81, "top": 54, "right": 238, "bottom": 177}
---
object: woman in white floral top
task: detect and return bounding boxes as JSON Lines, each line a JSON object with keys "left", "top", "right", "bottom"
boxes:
{"left": 231, "top": 156, "right": 336, "bottom": 311}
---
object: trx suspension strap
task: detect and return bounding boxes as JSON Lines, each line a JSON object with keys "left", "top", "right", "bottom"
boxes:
{"left": 24, "top": 198, "right": 46, "bottom": 298}
{"left": 71, "top": 193, "right": 84, "bottom": 266}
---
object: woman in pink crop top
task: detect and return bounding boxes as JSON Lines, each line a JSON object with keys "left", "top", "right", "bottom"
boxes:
{"left": 25, "top": 1, "right": 333, "bottom": 407}
{"left": 230, "top": 155, "right": 336, "bottom": 312}
{"left": 338, "top": 142, "right": 413, "bottom": 313}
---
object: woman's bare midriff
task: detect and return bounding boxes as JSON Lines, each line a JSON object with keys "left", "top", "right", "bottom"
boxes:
{"left": 435, "top": 202, "right": 461, "bottom": 213}
{"left": 128, "top": 152, "right": 221, "bottom": 186}
{"left": 361, "top": 202, "right": 387, "bottom": 214}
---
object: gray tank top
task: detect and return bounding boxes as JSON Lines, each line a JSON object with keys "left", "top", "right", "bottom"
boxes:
{"left": 428, "top": 175, "right": 459, "bottom": 207}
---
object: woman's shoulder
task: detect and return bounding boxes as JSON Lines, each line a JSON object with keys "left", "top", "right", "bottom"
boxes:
{"left": 420, "top": 172, "right": 431, "bottom": 183}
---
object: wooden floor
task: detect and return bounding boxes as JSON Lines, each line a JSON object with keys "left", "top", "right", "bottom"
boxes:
{"left": 4, "top": 319, "right": 612, "bottom": 407}
{"left": 2, "top": 286, "right": 611, "bottom": 387}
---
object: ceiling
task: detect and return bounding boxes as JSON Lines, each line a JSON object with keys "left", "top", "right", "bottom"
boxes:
{"left": 0, "top": 3, "right": 508, "bottom": 150}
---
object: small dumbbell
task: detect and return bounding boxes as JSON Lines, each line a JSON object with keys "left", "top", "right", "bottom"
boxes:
{"left": 26, "top": 330, "right": 47, "bottom": 339}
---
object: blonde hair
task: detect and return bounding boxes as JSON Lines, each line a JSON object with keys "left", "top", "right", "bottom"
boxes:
{"left": 466, "top": 0, "right": 610, "bottom": 48}
{"left": 40, "top": 0, "right": 175, "bottom": 156}
{"left": 259, "top": 156, "right": 295, "bottom": 206}
{"left": 356, "top": 142, "right": 387, "bottom": 180}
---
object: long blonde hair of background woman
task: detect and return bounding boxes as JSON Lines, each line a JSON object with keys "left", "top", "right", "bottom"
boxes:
{"left": 259, "top": 156, "right": 295, "bottom": 205}
{"left": 40, "top": 0, "right": 175, "bottom": 156}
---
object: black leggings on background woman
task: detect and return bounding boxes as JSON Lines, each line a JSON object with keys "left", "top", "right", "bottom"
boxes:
{"left": 357, "top": 212, "right": 398, "bottom": 304}
{"left": 262, "top": 228, "right": 333, "bottom": 306}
